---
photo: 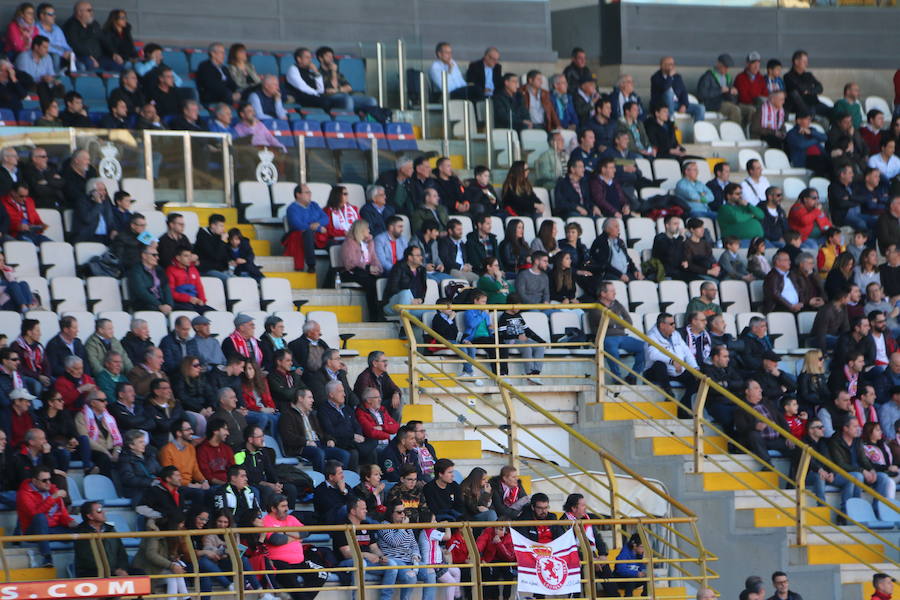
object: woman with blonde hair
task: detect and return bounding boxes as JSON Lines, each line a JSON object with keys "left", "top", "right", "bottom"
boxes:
{"left": 797, "top": 349, "right": 829, "bottom": 413}
{"left": 501, "top": 161, "right": 544, "bottom": 218}
{"left": 339, "top": 219, "right": 382, "bottom": 320}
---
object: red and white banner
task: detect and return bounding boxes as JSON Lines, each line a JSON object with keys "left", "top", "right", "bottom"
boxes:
{"left": 511, "top": 528, "right": 581, "bottom": 595}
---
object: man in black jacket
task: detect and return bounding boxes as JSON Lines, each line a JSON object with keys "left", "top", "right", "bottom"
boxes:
{"left": 755, "top": 351, "right": 796, "bottom": 405}
{"left": 196, "top": 43, "right": 238, "bottom": 106}
{"left": 288, "top": 320, "right": 331, "bottom": 387}
{"left": 736, "top": 317, "right": 774, "bottom": 377}
{"left": 438, "top": 219, "right": 478, "bottom": 284}
{"left": 465, "top": 214, "right": 498, "bottom": 274}
{"left": 194, "top": 213, "right": 232, "bottom": 282}
{"left": 73, "top": 501, "right": 131, "bottom": 577}
{"left": 307, "top": 349, "right": 359, "bottom": 409}
{"left": 169, "top": 99, "right": 204, "bottom": 132}
{"left": 384, "top": 245, "right": 427, "bottom": 318}
{"left": 317, "top": 380, "right": 374, "bottom": 470}
{"left": 108, "top": 381, "right": 154, "bottom": 440}
{"left": 783, "top": 50, "right": 829, "bottom": 119}
{"left": 407, "top": 420, "right": 438, "bottom": 481}
{"left": 380, "top": 426, "right": 420, "bottom": 483}
{"left": 136, "top": 465, "right": 184, "bottom": 520}
{"left": 701, "top": 345, "right": 745, "bottom": 435}
{"left": 733, "top": 379, "right": 790, "bottom": 464}
{"left": 515, "top": 492, "right": 563, "bottom": 542}
{"left": 650, "top": 214, "right": 689, "bottom": 281}
{"left": 586, "top": 219, "right": 642, "bottom": 296}
{"left": 465, "top": 48, "right": 502, "bottom": 99}
{"left": 63, "top": 1, "right": 118, "bottom": 71}
{"left": 46, "top": 315, "right": 89, "bottom": 377}
{"left": 110, "top": 212, "right": 147, "bottom": 269}
{"left": 790, "top": 417, "right": 833, "bottom": 506}
{"left": 22, "top": 147, "right": 64, "bottom": 210}
{"left": 213, "top": 464, "right": 263, "bottom": 527}
{"left": 312, "top": 460, "right": 351, "bottom": 524}
{"left": 235, "top": 424, "right": 297, "bottom": 509}
{"left": 827, "top": 414, "right": 892, "bottom": 512}
{"left": 492, "top": 73, "right": 531, "bottom": 131}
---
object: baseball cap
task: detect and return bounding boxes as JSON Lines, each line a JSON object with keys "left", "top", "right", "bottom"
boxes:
{"left": 762, "top": 351, "right": 781, "bottom": 362}
{"left": 10, "top": 388, "right": 36, "bottom": 401}
{"left": 191, "top": 316, "right": 211, "bottom": 326}
{"left": 233, "top": 313, "right": 254, "bottom": 327}
{"left": 746, "top": 51, "right": 761, "bottom": 63}
{"left": 717, "top": 53, "right": 734, "bottom": 67}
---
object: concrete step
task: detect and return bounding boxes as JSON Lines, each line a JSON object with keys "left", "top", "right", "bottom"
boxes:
{"left": 803, "top": 543, "right": 885, "bottom": 565}
{"left": 599, "top": 401, "right": 680, "bottom": 420}
{"left": 699, "top": 470, "right": 780, "bottom": 491}
{"left": 345, "top": 322, "right": 404, "bottom": 339}
{"left": 599, "top": 385, "right": 670, "bottom": 403}
{"left": 266, "top": 271, "right": 317, "bottom": 289}
{"left": 733, "top": 489, "right": 801, "bottom": 510}
{"left": 840, "top": 562, "right": 900, "bottom": 583}
{"left": 301, "top": 304, "right": 362, "bottom": 322}
{"left": 293, "top": 288, "right": 366, "bottom": 305}
{"left": 430, "top": 439, "right": 482, "bottom": 459}
{"left": 250, "top": 239, "right": 270, "bottom": 256}
{"left": 653, "top": 435, "right": 728, "bottom": 456}
{"left": 0, "top": 566, "right": 57, "bottom": 582}
{"left": 750, "top": 506, "right": 832, "bottom": 528}
{"left": 633, "top": 419, "right": 695, "bottom": 438}
{"left": 348, "top": 337, "right": 408, "bottom": 357}
{"left": 257, "top": 256, "right": 296, "bottom": 272}
{"left": 684, "top": 453, "right": 763, "bottom": 473}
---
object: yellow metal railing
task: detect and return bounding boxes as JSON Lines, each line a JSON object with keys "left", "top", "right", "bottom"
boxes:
{"left": 2, "top": 520, "right": 698, "bottom": 600}
{"left": 398, "top": 302, "right": 900, "bottom": 580}
{"left": 397, "top": 304, "right": 718, "bottom": 594}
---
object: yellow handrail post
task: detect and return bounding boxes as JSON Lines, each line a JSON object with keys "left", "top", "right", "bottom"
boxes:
{"left": 461, "top": 524, "right": 484, "bottom": 600}
{"left": 693, "top": 380, "right": 710, "bottom": 475}
{"left": 224, "top": 528, "right": 245, "bottom": 600}
{"left": 492, "top": 308, "right": 501, "bottom": 378}
{"left": 0, "top": 539, "right": 9, "bottom": 583}
{"left": 594, "top": 312, "right": 610, "bottom": 404}
{"left": 348, "top": 524, "right": 368, "bottom": 600}
{"left": 795, "top": 447, "right": 812, "bottom": 546}
{"left": 602, "top": 457, "right": 622, "bottom": 549}
{"left": 402, "top": 312, "right": 420, "bottom": 404}
{"left": 183, "top": 533, "right": 201, "bottom": 598}
{"left": 636, "top": 523, "right": 657, "bottom": 600}
{"left": 499, "top": 386, "right": 520, "bottom": 469}
{"left": 574, "top": 522, "right": 597, "bottom": 600}
{"left": 690, "top": 520, "right": 709, "bottom": 589}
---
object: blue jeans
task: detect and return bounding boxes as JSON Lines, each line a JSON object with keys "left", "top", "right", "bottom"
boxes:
{"left": 0, "top": 280, "right": 32, "bottom": 311}
{"left": 426, "top": 271, "right": 453, "bottom": 282}
{"left": 764, "top": 240, "right": 785, "bottom": 249}
{"left": 800, "top": 238, "right": 821, "bottom": 251}
{"left": 25, "top": 513, "right": 70, "bottom": 558}
{"left": 471, "top": 509, "right": 498, "bottom": 521}
{"left": 663, "top": 88, "right": 705, "bottom": 121}
{"left": 415, "top": 566, "right": 437, "bottom": 600}
{"left": 16, "top": 232, "right": 50, "bottom": 245}
{"left": 845, "top": 206, "right": 878, "bottom": 231}
{"left": 339, "top": 557, "right": 415, "bottom": 600}
{"left": 245, "top": 410, "right": 279, "bottom": 436}
{"left": 329, "top": 93, "right": 378, "bottom": 112}
{"left": 385, "top": 290, "right": 425, "bottom": 318}
{"left": 603, "top": 336, "right": 647, "bottom": 378}
{"left": 201, "top": 270, "right": 233, "bottom": 283}
{"left": 300, "top": 443, "right": 351, "bottom": 472}
{"left": 197, "top": 556, "right": 233, "bottom": 598}
{"left": 0, "top": 490, "right": 16, "bottom": 510}
{"left": 806, "top": 471, "right": 827, "bottom": 507}
{"left": 687, "top": 202, "right": 716, "bottom": 219}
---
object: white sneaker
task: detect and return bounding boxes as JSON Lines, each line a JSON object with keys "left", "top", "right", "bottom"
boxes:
{"left": 227, "top": 584, "right": 235, "bottom": 592}
{"left": 527, "top": 376, "right": 544, "bottom": 385}
{"left": 473, "top": 378, "right": 484, "bottom": 386}
{"left": 260, "top": 593, "right": 279, "bottom": 600}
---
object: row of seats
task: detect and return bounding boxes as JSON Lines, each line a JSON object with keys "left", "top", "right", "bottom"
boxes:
{"left": 604, "top": 277, "right": 762, "bottom": 316}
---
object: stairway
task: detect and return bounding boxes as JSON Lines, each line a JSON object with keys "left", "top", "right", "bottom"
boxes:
{"left": 578, "top": 385, "right": 900, "bottom": 600}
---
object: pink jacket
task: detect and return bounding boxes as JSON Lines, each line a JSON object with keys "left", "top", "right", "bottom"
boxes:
{"left": 339, "top": 238, "right": 382, "bottom": 274}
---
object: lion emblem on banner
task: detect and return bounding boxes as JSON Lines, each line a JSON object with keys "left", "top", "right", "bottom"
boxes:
{"left": 255, "top": 148, "right": 278, "bottom": 185}
{"left": 534, "top": 546, "right": 568, "bottom": 591}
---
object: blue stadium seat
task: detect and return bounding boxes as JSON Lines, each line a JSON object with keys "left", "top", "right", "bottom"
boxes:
{"left": 308, "top": 470, "right": 325, "bottom": 487}
{"left": 88, "top": 111, "right": 105, "bottom": 126}
{"left": 269, "top": 118, "right": 295, "bottom": 148}
{"left": 292, "top": 119, "right": 326, "bottom": 149}
{"left": 21, "top": 97, "right": 40, "bottom": 110}
{"left": 65, "top": 475, "right": 85, "bottom": 508}
{"left": 338, "top": 57, "right": 366, "bottom": 93}
{"left": 83, "top": 474, "right": 131, "bottom": 506}
{"left": 323, "top": 121, "right": 357, "bottom": 150}
{"left": 72, "top": 75, "right": 107, "bottom": 102}
{"left": 299, "top": 110, "right": 330, "bottom": 123}
{"left": 353, "top": 121, "right": 385, "bottom": 150}
{"left": 264, "top": 435, "right": 299, "bottom": 465}
{"left": 453, "top": 469, "right": 463, "bottom": 484}
{"left": 385, "top": 122, "right": 418, "bottom": 151}
{"left": 279, "top": 54, "right": 295, "bottom": 76}
{"left": 106, "top": 513, "right": 141, "bottom": 548}
{"left": 17, "top": 108, "right": 40, "bottom": 124}
{"left": 188, "top": 50, "right": 206, "bottom": 72}
{"left": 250, "top": 53, "right": 278, "bottom": 76}
{"left": 162, "top": 48, "right": 190, "bottom": 76}
{"left": 0, "top": 108, "right": 17, "bottom": 125}
{"left": 344, "top": 470, "right": 360, "bottom": 488}
{"left": 846, "top": 498, "right": 893, "bottom": 529}
{"left": 331, "top": 111, "right": 360, "bottom": 124}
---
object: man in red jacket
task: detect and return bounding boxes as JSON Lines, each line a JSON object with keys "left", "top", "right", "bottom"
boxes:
{"left": 734, "top": 51, "right": 768, "bottom": 126}
{"left": 17, "top": 465, "right": 77, "bottom": 566}
{"left": 52, "top": 355, "right": 97, "bottom": 411}
{"left": 196, "top": 418, "right": 234, "bottom": 485}
{"left": 165, "top": 247, "right": 213, "bottom": 313}
{"left": 2, "top": 182, "right": 49, "bottom": 245}
{"left": 355, "top": 387, "right": 398, "bottom": 452}
{"left": 788, "top": 188, "right": 832, "bottom": 250}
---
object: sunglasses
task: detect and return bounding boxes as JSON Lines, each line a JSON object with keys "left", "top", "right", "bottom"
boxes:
{"left": 37, "top": 478, "right": 51, "bottom": 483}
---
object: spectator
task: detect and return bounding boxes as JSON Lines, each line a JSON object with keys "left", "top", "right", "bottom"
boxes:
{"left": 869, "top": 310, "right": 897, "bottom": 372}
{"left": 108, "top": 69, "right": 144, "bottom": 116}
{"left": 573, "top": 76, "right": 600, "bottom": 127}
{"left": 679, "top": 311, "right": 712, "bottom": 368}
{"left": 687, "top": 280, "right": 723, "bottom": 315}
{"left": 71, "top": 178, "right": 117, "bottom": 244}
{"left": 651, "top": 214, "right": 689, "bottom": 282}
{"left": 877, "top": 197, "right": 900, "bottom": 256}
{"left": 189, "top": 316, "right": 224, "bottom": 370}
{"left": 553, "top": 157, "right": 592, "bottom": 218}
{"left": 879, "top": 381, "right": 900, "bottom": 434}
{"left": 73, "top": 500, "right": 131, "bottom": 577}
{"left": 872, "top": 573, "right": 894, "bottom": 600}
{"left": 159, "top": 416, "right": 210, "bottom": 488}
{"left": 601, "top": 130, "right": 643, "bottom": 204}
{"left": 211, "top": 385, "right": 247, "bottom": 450}
{"left": 645, "top": 312, "right": 699, "bottom": 413}
{"left": 584, "top": 96, "right": 616, "bottom": 153}
{"left": 834, "top": 82, "right": 864, "bottom": 128}
{"left": 590, "top": 281, "right": 645, "bottom": 382}
{"left": 280, "top": 387, "right": 349, "bottom": 472}
{"left": 618, "top": 100, "right": 654, "bottom": 158}
{"left": 409, "top": 156, "right": 437, "bottom": 209}
{"left": 46, "top": 315, "right": 88, "bottom": 378}
{"left": 829, "top": 350, "right": 868, "bottom": 399}
{"left": 236, "top": 424, "right": 296, "bottom": 508}
{"left": 465, "top": 47, "right": 503, "bottom": 99}
{"left": 682, "top": 218, "right": 719, "bottom": 280}
{"left": 762, "top": 251, "right": 808, "bottom": 314}
{"left": 127, "top": 246, "right": 173, "bottom": 314}
{"left": 473, "top": 256, "right": 511, "bottom": 304}
{"left": 786, "top": 111, "right": 827, "bottom": 174}
{"left": 160, "top": 316, "right": 199, "bottom": 377}
{"left": 85, "top": 319, "right": 131, "bottom": 381}
{"left": 750, "top": 90, "right": 787, "bottom": 149}
{"left": 288, "top": 320, "right": 330, "bottom": 387}
{"left": 12, "top": 318, "right": 50, "bottom": 390}
{"left": 531, "top": 219, "right": 559, "bottom": 256}
{"left": 120, "top": 318, "right": 152, "bottom": 371}
{"left": 466, "top": 213, "right": 499, "bottom": 273}
{"left": 324, "top": 185, "right": 360, "bottom": 242}
{"left": 520, "top": 70, "right": 558, "bottom": 131}
{"left": 756, "top": 349, "right": 797, "bottom": 405}
{"left": 239, "top": 361, "right": 277, "bottom": 435}
{"left": 515, "top": 251, "right": 550, "bottom": 306}
{"left": 336, "top": 220, "right": 382, "bottom": 319}
{"left": 318, "top": 379, "right": 375, "bottom": 469}
{"left": 226, "top": 227, "right": 262, "bottom": 281}
{"left": 212, "top": 464, "right": 262, "bottom": 527}
{"left": 650, "top": 55, "right": 705, "bottom": 122}
{"left": 696, "top": 53, "right": 740, "bottom": 124}
{"left": 570, "top": 128, "right": 599, "bottom": 174}
{"left": 375, "top": 156, "right": 414, "bottom": 214}
{"left": 135, "top": 465, "right": 187, "bottom": 521}
{"left": 171, "top": 356, "right": 215, "bottom": 430}
{"left": 0, "top": 249, "right": 37, "bottom": 313}
{"left": 374, "top": 216, "right": 408, "bottom": 274}
{"left": 73, "top": 390, "right": 121, "bottom": 476}
{"left": 100, "top": 9, "right": 135, "bottom": 66}
{"left": 610, "top": 73, "right": 643, "bottom": 120}
{"left": 861, "top": 109, "right": 886, "bottom": 155}
{"left": 734, "top": 52, "right": 767, "bottom": 121}
{"left": 225, "top": 43, "right": 261, "bottom": 94}
{"left": 422, "top": 458, "right": 463, "bottom": 521}
{"left": 21, "top": 146, "right": 63, "bottom": 211}
{"left": 613, "top": 534, "right": 647, "bottom": 598}
{"left": 701, "top": 344, "right": 744, "bottom": 433}
{"left": 817, "top": 227, "right": 846, "bottom": 279}
{"left": 6, "top": 387, "right": 38, "bottom": 450}
{"left": 0, "top": 59, "right": 26, "bottom": 112}
{"left": 2, "top": 182, "right": 48, "bottom": 244}
{"left": 222, "top": 313, "right": 262, "bottom": 367}
{"left": 734, "top": 379, "right": 789, "bottom": 463}
{"left": 16, "top": 465, "right": 76, "bottom": 567}
{"left": 587, "top": 218, "right": 641, "bottom": 287}
{"left": 144, "top": 379, "right": 188, "bottom": 451}
{"left": 169, "top": 99, "right": 203, "bottom": 132}
{"left": 247, "top": 74, "right": 287, "bottom": 121}
{"left": 644, "top": 103, "right": 686, "bottom": 158}
{"left": 829, "top": 166, "right": 865, "bottom": 230}
{"left": 384, "top": 246, "right": 427, "bottom": 319}
{"left": 429, "top": 42, "right": 477, "bottom": 101}
{"left": 312, "top": 459, "right": 351, "bottom": 523}
{"left": 870, "top": 138, "right": 900, "bottom": 183}
{"left": 354, "top": 351, "right": 402, "bottom": 420}
{"left": 63, "top": 1, "right": 116, "bottom": 71}
{"left": 492, "top": 73, "right": 531, "bottom": 132}
{"left": 825, "top": 253, "right": 856, "bottom": 302}
{"left": 740, "top": 159, "right": 771, "bottom": 206}
{"left": 549, "top": 75, "right": 578, "bottom": 130}
{"left": 359, "top": 184, "right": 395, "bottom": 238}
{"left": 590, "top": 157, "right": 631, "bottom": 218}
{"left": 263, "top": 494, "right": 327, "bottom": 600}
{"left": 196, "top": 43, "right": 238, "bottom": 106}
{"left": 233, "top": 101, "right": 285, "bottom": 151}
{"left": 675, "top": 162, "right": 716, "bottom": 218}
{"left": 407, "top": 420, "right": 438, "bottom": 481}
{"left": 437, "top": 219, "right": 478, "bottom": 284}
{"left": 828, "top": 415, "right": 893, "bottom": 512}
{"left": 196, "top": 418, "right": 234, "bottom": 485}
{"left": 165, "top": 248, "right": 212, "bottom": 313}
{"left": 515, "top": 492, "right": 563, "bottom": 542}
{"left": 432, "top": 157, "right": 466, "bottom": 214}
{"left": 134, "top": 43, "right": 182, "bottom": 89}
{"left": 316, "top": 46, "right": 377, "bottom": 113}
{"left": 497, "top": 295, "right": 546, "bottom": 383}
{"left": 563, "top": 47, "right": 592, "bottom": 92}
{"left": 264, "top": 348, "right": 301, "bottom": 409}
{"left": 34, "top": 3, "right": 71, "bottom": 69}
{"left": 15, "top": 35, "right": 64, "bottom": 108}
{"left": 283, "top": 183, "right": 328, "bottom": 272}
{"left": 788, "top": 188, "right": 832, "bottom": 249}
{"left": 109, "top": 211, "right": 147, "bottom": 269}
{"left": 784, "top": 50, "right": 829, "bottom": 118}
{"left": 145, "top": 66, "right": 186, "bottom": 118}
{"left": 476, "top": 525, "right": 515, "bottom": 600}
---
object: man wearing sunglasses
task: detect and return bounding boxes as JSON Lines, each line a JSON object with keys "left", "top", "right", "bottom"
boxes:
{"left": 16, "top": 465, "right": 76, "bottom": 567}
{"left": 73, "top": 501, "right": 130, "bottom": 577}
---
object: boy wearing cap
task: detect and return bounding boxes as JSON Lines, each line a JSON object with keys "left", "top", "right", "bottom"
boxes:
{"left": 696, "top": 53, "right": 741, "bottom": 124}
{"left": 734, "top": 51, "right": 768, "bottom": 126}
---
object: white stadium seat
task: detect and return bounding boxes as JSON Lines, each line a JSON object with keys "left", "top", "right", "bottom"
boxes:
{"left": 4, "top": 241, "right": 40, "bottom": 276}
{"left": 121, "top": 178, "right": 156, "bottom": 212}
{"left": 201, "top": 277, "right": 228, "bottom": 312}
{"left": 273, "top": 311, "right": 306, "bottom": 339}
{"left": 305, "top": 310, "right": 359, "bottom": 357}
{"left": 40, "top": 242, "right": 76, "bottom": 278}
{"left": 239, "top": 181, "right": 272, "bottom": 221}
{"left": 627, "top": 280, "right": 660, "bottom": 313}
{"left": 206, "top": 311, "right": 236, "bottom": 340}
{"left": 61, "top": 311, "right": 94, "bottom": 342}
{"left": 87, "top": 276, "right": 123, "bottom": 313}
{"left": 133, "top": 311, "right": 168, "bottom": 344}
{"left": 75, "top": 242, "right": 108, "bottom": 265}
{"left": 261, "top": 277, "right": 300, "bottom": 313}
{"left": 0, "top": 311, "right": 22, "bottom": 341}
{"left": 273, "top": 181, "right": 298, "bottom": 219}
{"left": 658, "top": 280, "right": 689, "bottom": 314}
{"left": 37, "top": 209, "right": 65, "bottom": 242}
{"left": 226, "top": 277, "right": 261, "bottom": 313}
{"left": 98, "top": 311, "right": 131, "bottom": 339}
{"left": 24, "top": 310, "right": 59, "bottom": 344}
{"left": 50, "top": 276, "right": 87, "bottom": 312}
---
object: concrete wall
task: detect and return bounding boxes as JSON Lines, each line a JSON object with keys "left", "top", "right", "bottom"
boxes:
{"left": 9, "top": 0, "right": 556, "bottom": 62}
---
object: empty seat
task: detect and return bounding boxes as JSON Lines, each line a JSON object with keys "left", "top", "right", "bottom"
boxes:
{"left": 767, "top": 311, "right": 805, "bottom": 353}
{"left": 490, "top": 216, "right": 505, "bottom": 243}
{"left": 202, "top": 277, "right": 227, "bottom": 312}
{"left": 4, "top": 241, "right": 40, "bottom": 276}
{"left": 226, "top": 278, "right": 261, "bottom": 313}
{"left": 205, "top": 311, "right": 236, "bottom": 339}
{"left": 550, "top": 311, "right": 593, "bottom": 356}
{"left": 305, "top": 310, "right": 358, "bottom": 356}
{"left": 40, "top": 242, "right": 76, "bottom": 278}
{"left": 720, "top": 121, "right": 764, "bottom": 147}
{"left": 797, "top": 311, "right": 817, "bottom": 339}
{"left": 238, "top": 182, "right": 273, "bottom": 221}
{"left": 627, "top": 280, "right": 660, "bottom": 313}
{"left": 132, "top": 311, "right": 168, "bottom": 344}
{"left": 693, "top": 121, "right": 733, "bottom": 147}
{"left": 292, "top": 120, "right": 326, "bottom": 149}
{"left": 846, "top": 498, "right": 893, "bottom": 529}
{"left": 344, "top": 183, "right": 366, "bottom": 209}
{"left": 323, "top": 121, "right": 357, "bottom": 150}
{"left": 658, "top": 280, "right": 689, "bottom": 314}
{"left": 307, "top": 183, "right": 333, "bottom": 208}
{"left": 62, "top": 311, "right": 94, "bottom": 342}
{"left": 719, "top": 280, "right": 751, "bottom": 314}
{"left": 865, "top": 96, "right": 891, "bottom": 117}
{"left": 353, "top": 121, "right": 385, "bottom": 151}
{"left": 87, "top": 276, "right": 123, "bottom": 313}
{"left": 50, "top": 276, "right": 87, "bottom": 312}
{"left": 520, "top": 311, "right": 566, "bottom": 356}
{"left": 764, "top": 149, "right": 806, "bottom": 176}
{"left": 0, "top": 311, "right": 22, "bottom": 341}
{"left": 492, "top": 129, "right": 520, "bottom": 168}
{"left": 97, "top": 311, "right": 131, "bottom": 339}
{"left": 121, "top": 178, "right": 156, "bottom": 212}
{"left": 83, "top": 474, "right": 131, "bottom": 507}
{"left": 651, "top": 159, "right": 681, "bottom": 190}
{"left": 533, "top": 187, "right": 550, "bottom": 210}
{"left": 264, "top": 434, "right": 298, "bottom": 466}
{"left": 144, "top": 210, "right": 167, "bottom": 238}
{"left": 736, "top": 312, "right": 765, "bottom": 333}
{"left": 272, "top": 181, "right": 299, "bottom": 217}
{"left": 520, "top": 129, "right": 549, "bottom": 166}
{"left": 782, "top": 177, "right": 806, "bottom": 200}
{"left": 808, "top": 177, "right": 830, "bottom": 202}
{"left": 261, "top": 278, "right": 301, "bottom": 312}
{"left": 626, "top": 218, "right": 656, "bottom": 252}
{"left": 273, "top": 311, "right": 306, "bottom": 339}
{"left": 37, "top": 209, "right": 64, "bottom": 242}
{"left": 385, "top": 122, "right": 418, "bottom": 152}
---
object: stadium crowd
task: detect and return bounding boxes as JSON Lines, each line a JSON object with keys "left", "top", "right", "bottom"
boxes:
{"left": 2, "top": 1, "right": 900, "bottom": 598}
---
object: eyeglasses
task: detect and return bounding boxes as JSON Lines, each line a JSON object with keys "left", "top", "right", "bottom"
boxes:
{"left": 32, "top": 154, "right": 47, "bottom": 158}
{"left": 43, "top": 11, "right": 54, "bottom": 16}
{"left": 393, "top": 510, "right": 406, "bottom": 515}
{"left": 191, "top": 363, "right": 201, "bottom": 368}
{"left": 95, "top": 507, "right": 105, "bottom": 513}
{"left": 147, "top": 253, "right": 159, "bottom": 257}
{"left": 37, "top": 478, "right": 51, "bottom": 483}
{"left": 181, "top": 427, "right": 193, "bottom": 433}
{"left": 7, "top": 357, "right": 19, "bottom": 362}
{"left": 809, "top": 425, "right": 824, "bottom": 430}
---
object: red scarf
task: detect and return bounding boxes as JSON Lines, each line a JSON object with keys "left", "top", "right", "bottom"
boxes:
{"left": 501, "top": 482, "right": 519, "bottom": 506}
{"left": 228, "top": 330, "right": 262, "bottom": 364}
{"left": 853, "top": 399, "right": 878, "bottom": 426}
{"left": 161, "top": 480, "right": 180, "bottom": 507}
{"left": 844, "top": 365, "right": 859, "bottom": 396}
{"left": 14, "top": 336, "right": 42, "bottom": 374}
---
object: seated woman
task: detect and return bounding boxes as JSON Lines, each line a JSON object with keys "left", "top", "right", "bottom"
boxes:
{"left": 172, "top": 356, "right": 216, "bottom": 436}
{"left": 460, "top": 467, "right": 497, "bottom": 521}
{"left": 476, "top": 257, "right": 514, "bottom": 304}
{"left": 498, "top": 219, "right": 531, "bottom": 277}
{"left": 100, "top": 9, "right": 137, "bottom": 71}
{"left": 241, "top": 361, "right": 278, "bottom": 436}
{"left": 227, "top": 43, "right": 262, "bottom": 97}
{"left": 500, "top": 161, "right": 544, "bottom": 218}
{"left": 339, "top": 219, "right": 382, "bottom": 321}
{"left": 683, "top": 218, "right": 721, "bottom": 281}
{"left": 530, "top": 219, "right": 559, "bottom": 256}
{"left": 549, "top": 251, "right": 580, "bottom": 306}
{"left": 227, "top": 227, "right": 263, "bottom": 281}
{"left": 353, "top": 463, "right": 387, "bottom": 520}
{"left": 324, "top": 185, "right": 360, "bottom": 243}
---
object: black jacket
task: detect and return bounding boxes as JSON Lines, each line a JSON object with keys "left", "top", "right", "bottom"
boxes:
{"left": 317, "top": 401, "right": 362, "bottom": 450}
{"left": 108, "top": 399, "right": 155, "bottom": 436}
{"left": 45, "top": 334, "right": 89, "bottom": 378}
{"left": 734, "top": 399, "right": 787, "bottom": 440}
{"left": 553, "top": 176, "right": 592, "bottom": 218}
{"left": 379, "top": 441, "right": 421, "bottom": 482}
{"left": 437, "top": 236, "right": 467, "bottom": 272}
{"left": 465, "top": 231, "right": 498, "bottom": 273}
{"left": 267, "top": 368, "right": 306, "bottom": 409}
{"left": 121, "top": 332, "right": 154, "bottom": 368}
{"left": 115, "top": 448, "right": 161, "bottom": 502}
{"left": 498, "top": 238, "right": 530, "bottom": 274}
{"left": 589, "top": 233, "right": 638, "bottom": 280}
{"left": 108, "top": 85, "right": 146, "bottom": 115}
{"left": 797, "top": 373, "right": 830, "bottom": 411}
{"left": 63, "top": 17, "right": 109, "bottom": 61}
{"left": 754, "top": 369, "right": 796, "bottom": 403}
{"left": 60, "top": 162, "right": 96, "bottom": 209}
{"left": 74, "top": 521, "right": 130, "bottom": 577}
{"left": 651, "top": 233, "right": 688, "bottom": 281}
{"left": 515, "top": 505, "right": 564, "bottom": 542}
{"left": 143, "top": 400, "right": 186, "bottom": 450}
{"left": 171, "top": 373, "right": 216, "bottom": 413}
{"left": 492, "top": 90, "right": 529, "bottom": 130}
{"left": 784, "top": 69, "right": 823, "bottom": 114}
{"left": 110, "top": 227, "right": 143, "bottom": 268}
{"left": 313, "top": 481, "right": 351, "bottom": 524}
{"left": 101, "top": 24, "right": 137, "bottom": 60}
{"left": 196, "top": 59, "right": 237, "bottom": 106}
{"left": 384, "top": 262, "right": 427, "bottom": 303}
{"left": 736, "top": 327, "right": 773, "bottom": 375}
{"left": 194, "top": 227, "right": 231, "bottom": 273}
{"left": 828, "top": 433, "right": 874, "bottom": 473}
{"left": 465, "top": 60, "right": 503, "bottom": 96}
{"left": 307, "top": 367, "right": 358, "bottom": 410}
{"left": 71, "top": 193, "right": 115, "bottom": 243}
{"left": 489, "top": 475, "right": 529, "bottom": 520}
{"left": 761, "top": 204, "right": 789, "bottom": 243}
{"left": 136, "top": 479, "right": 182, "bottom": 520}
{"left": 644, "top": 117, "right": 681, "bottom": 158}
{"left": 287, "top": 335, "right": 331, "bottom": 380}
{"left": 21, "top": 163, "right": 64, "bottom": 210}
{"left": 700, "top": 363, "right": 744, "bottom": 408}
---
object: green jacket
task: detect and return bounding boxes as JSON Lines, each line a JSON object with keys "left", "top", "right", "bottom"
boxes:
{"left": 534, "top": 148, "right": 564, "bottom": 189}
{"left": 126, "top": 263, "right": 174, "bottom": 311}
{"left": 833, "top": 98, "right": 864, "bottom": 129}
{"left": 686, "top": 298, "right": 722, "bottom": 316}
{"left": 411, "top": 204, "right": 449, "bottom": 236}
{"left": 477, "top": 275, "right": 515, "bottom": 304}
{"left": 73, "top": 521, "right": 131, "bottom": 577}
{"left": 717, "top": 202, "right": 764, "bottom": 240}
{"left": 84, "top": 332, "right": 133, "bottom": 376}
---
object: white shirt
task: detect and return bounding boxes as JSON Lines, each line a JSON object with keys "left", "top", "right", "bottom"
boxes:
{"left": 645, "top": 326, "right": 698, "bottom": 377}
{"left": 286, "top": 65, "right": 324, "bottom": 97}
{"left": 869, "top": 153, "right": 900, "bottom": 181}
{"left": 740, "top": 176, "right": 770, "bottom": 205}
{"left": 873, "top": 332, "right": 889, "bottom": 365}
{"left": 776, "top": 268, "right": 799, "bottom": 306}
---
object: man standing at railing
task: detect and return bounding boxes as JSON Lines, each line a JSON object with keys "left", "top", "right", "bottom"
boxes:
{"left": 828, "top": 415, "right": 895, "bottom": 513}
{"left": 644, "top": 313, "right": 698, "bottom": 418}
{"left": 592, "top": 281, "right": 646, "bottom": 385}
{"left": 73, "top": 501, "right": 130, "bottom": 577}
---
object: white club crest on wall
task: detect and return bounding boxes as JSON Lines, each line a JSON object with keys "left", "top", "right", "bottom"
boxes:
{"left": 98, "top": 142, "right": 122, "bottom": 181}
{"left": 255, "top": 148, "right": 278, "bottom": 185}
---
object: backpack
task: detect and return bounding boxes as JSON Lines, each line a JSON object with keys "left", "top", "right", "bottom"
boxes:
{"left": 360, "top": 105, "right": 393, "bottom": 126}
{"left": 86, "top": 251, "right": 122, "bottom": 278}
